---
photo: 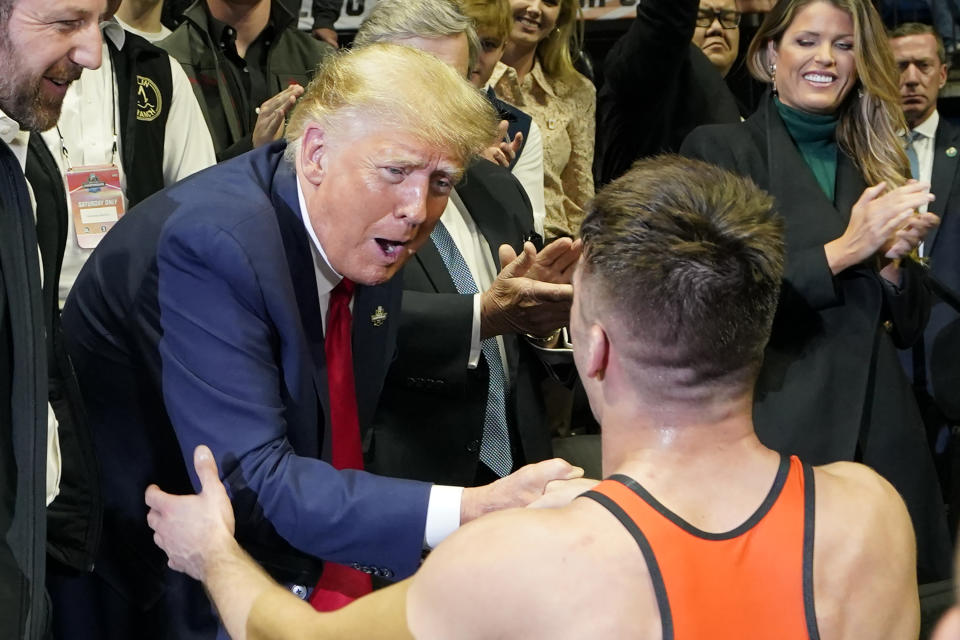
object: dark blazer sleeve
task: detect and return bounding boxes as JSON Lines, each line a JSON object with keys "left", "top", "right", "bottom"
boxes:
{"left": 312, "top": 0, "right": 343, "bottom": 30}
{"left": 603, "top": 0, "right": 698, "bottom": 99}
{"left": 155, "top": 215, "right": 430, "bottom": 580}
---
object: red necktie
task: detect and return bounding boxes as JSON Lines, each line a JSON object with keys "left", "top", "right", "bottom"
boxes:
{"left": 309, "top": 278, "right": 372, "bottom": 611}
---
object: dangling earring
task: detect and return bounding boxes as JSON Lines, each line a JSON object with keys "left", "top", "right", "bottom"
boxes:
{"left": 769, "top": 62, "right": 778, "bottom": 96}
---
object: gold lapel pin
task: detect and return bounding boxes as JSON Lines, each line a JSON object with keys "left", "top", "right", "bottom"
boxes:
{"left": 370, "top": 306, "right": 388, "bottom": 327}
{"left": 947, "top": 147, "right": 957, "bottom": 158}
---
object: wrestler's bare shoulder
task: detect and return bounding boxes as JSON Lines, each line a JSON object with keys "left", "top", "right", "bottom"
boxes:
{"left": 407, "top": 500, "right": 661, "bottom": 639}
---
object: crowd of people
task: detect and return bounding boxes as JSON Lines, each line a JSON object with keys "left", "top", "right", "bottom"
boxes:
{"left": 1, "top": 0, "right": 959, "bottom": 638}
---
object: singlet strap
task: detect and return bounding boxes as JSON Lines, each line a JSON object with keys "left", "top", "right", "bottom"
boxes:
{"left": 802, "top": 462, "right": 820, "bottom": 640}
{"left": 580, "top": 489, "right": 675, "bottom": 640}
{"left": 605, "top": 454, "right": 791, "bottom": 540}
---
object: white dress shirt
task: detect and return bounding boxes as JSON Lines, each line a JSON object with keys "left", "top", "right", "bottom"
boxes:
{"left": 296, "top": 177, "right": 463, "bottom": 549}
{"left": 909, "top": 110, "right": 939, "bottom": 257}
{"left": 512, "top": 120, "right": 546, "bottom": 237}
{"left": 1, "top": 108, "right": 62, "bottom": 507}
{"left": 42, "top": 19, "right": 216, "bottom": 303}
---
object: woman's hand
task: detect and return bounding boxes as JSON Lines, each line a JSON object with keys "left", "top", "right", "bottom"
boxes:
{"left": 824, "top": 181, "right": 935, "bottom": 274}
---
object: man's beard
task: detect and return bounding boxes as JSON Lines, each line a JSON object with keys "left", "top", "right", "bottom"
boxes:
{"left": 0, "top": 25, "right": 81, "bottom": 132}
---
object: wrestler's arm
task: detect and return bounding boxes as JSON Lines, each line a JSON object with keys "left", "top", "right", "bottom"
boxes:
{"left": 813, "top": 463, "right": 920, "bottom": 640}
{"left": 146, "top": 445, "right": 415, "bottom": 640}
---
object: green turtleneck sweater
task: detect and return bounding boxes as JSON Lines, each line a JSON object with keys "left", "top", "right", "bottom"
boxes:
{"left": 774, "top": 97, "right": 840, "bottom": 202}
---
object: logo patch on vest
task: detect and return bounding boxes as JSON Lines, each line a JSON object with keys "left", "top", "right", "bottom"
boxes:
{"left": 136, "top": 75, "right": 162, "bottom": 122}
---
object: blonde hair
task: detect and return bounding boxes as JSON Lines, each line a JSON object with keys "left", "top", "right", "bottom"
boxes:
{"left": 284, "top": 43, "right": 498, "bottom": 167}
{"left": 536, "top": 0, "right": 584, "bottom": 80}
{"left": 353, "top": 0, "right": 480, "bottom": 76}
{"left": 457, "top": 0, "right": 512, "bottom": 44}
{"left": 748, "top": 0, "right": 910, "bottom": 188}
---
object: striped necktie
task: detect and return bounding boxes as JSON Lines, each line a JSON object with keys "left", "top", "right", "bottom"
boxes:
{"left": 905, "top": 130, "right": 922, "bottom": 180}
{"left": 430, "top": 221, "right": 513, "bottom": 477}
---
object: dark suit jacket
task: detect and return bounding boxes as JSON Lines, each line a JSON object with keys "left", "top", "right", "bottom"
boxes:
{"left": 594, "top": 0, "right": 741, "bottom": 186}
{"left": 60, "top": 142, "right": 431, "bottom": 636}
{"left": 0, "top": 136, "right": 50, "bottom": 640}
{"left": 368, "top": 161, "right": 552, "bottom": 486}
{"left": 681, "top": 96, "right": 951, "bottom": 581}
{"left": 916, "top": 116, "right": 960, "bottom": 423}
{"left": 487, "top": 87, "right": 532, "bottom": 173}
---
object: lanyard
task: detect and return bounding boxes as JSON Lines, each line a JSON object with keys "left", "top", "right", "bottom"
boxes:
{"left": 56, "top": 64, "right": 118, "bottom": 171}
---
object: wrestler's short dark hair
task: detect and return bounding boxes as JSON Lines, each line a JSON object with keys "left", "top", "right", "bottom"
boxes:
{"left": 579, "top": 155, "right": 784, "bottom": 393}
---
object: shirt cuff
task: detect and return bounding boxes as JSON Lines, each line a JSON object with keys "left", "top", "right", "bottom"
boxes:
{"left": 424, "top": 484, "right": 463, "bottom": 549}
{"left": 467, "top": 293, "right": 482, "bottom": 369}
{"left": 46, "top": 403, "right": 61, "bottom": 506}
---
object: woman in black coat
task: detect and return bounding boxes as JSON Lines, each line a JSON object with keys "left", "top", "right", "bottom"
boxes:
{"left": 682, "top": 0, "right": 950, "bottom": 581}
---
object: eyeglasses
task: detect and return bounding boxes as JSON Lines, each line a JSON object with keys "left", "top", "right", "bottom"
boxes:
{"left": 695, "top": 9, "right": 741, "bottom": 29}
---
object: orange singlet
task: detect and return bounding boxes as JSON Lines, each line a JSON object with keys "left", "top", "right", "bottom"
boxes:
{"left": 581, "top": 455, "right": 818, "bottom": 640}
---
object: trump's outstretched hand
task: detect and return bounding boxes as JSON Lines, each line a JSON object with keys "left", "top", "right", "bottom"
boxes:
{"left": 460, "top": 458, "right": 585, "bottom": 524}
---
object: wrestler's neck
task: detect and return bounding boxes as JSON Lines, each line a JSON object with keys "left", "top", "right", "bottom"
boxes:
{"left": 598, "top": 390, "right": 771, "bottom": 480}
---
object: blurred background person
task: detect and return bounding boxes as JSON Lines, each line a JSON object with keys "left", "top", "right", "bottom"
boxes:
{"left": 115, "top": 0, "right": 172, "bottom": 42}
{"left": 889, "top": 22, "right": 960, "bottom": 534}
{"left": 158, "top": 0, "right": 334, "bottom": 160}
{"left": 594, "top": 0, "right": 742, "bottom": 186}
{"left": 490, "top": 0, "right": 594, "bottom": 243}
{"left": 682, "top": 0, "right": 952, "bottom": 582}
{"left": 458, "top": 0, "right": 547, "bottom": 235}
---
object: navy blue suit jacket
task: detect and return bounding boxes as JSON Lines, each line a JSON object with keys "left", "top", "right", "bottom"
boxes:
{"left": 922, "top": 117, "right": 960, "bottom": 422}
{"left": 61, "top": 142, "right": 431, "bottom": 625}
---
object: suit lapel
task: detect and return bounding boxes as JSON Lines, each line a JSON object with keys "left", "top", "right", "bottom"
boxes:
{"left": 928, "top": 119, "right": 960, "bottom": 254}
{"left": 271, "top": 159, "right": 330, "bottom": 418}
{"left": 763, "top": 98, "right": 851, "bottom": 248}
{"left": 457, "top": 161, "right": 524, "bottom": 267}
{"left": 412, "top": 239, "right": 457, "bottom": 293}
{"left": 351, "top": 283, "right": 397, "bottom": 441}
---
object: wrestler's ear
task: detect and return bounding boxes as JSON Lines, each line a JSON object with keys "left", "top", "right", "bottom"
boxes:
{"left": 298, "top": 124, "right": 327, "bottom": 186}
{"left": 583, "top": 323, "right": 609, "bottom": 382}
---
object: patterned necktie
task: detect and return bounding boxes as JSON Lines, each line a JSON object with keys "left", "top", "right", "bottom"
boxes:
{"left": 430, "top": 221, "right": 513, "bottom": 477}
{"left": 905, "top": 130, "right": 922, "bottom": 181}
{"left": 310, "top": 277, "right": 371, "bottom": 611}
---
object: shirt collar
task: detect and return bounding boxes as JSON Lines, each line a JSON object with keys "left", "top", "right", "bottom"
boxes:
{"left": 486, "top": 60, "right": 510, "bottom": 90}
{"left": 489, "top": 59, "right": 557, "bottom": 99}
{"left": 203, "top": 0, "right": 291, "bottom": 51}
{"left": 296, "top": 171, "right": 342, "bottom": 296}
{"left": 528, "top": 58, "right": 557, "bottom": 99}
{"left": 0, "top": 107, "right": 20, "bottom": 146}
{"left": 102, "top": 17, "right": 126, "bottom": 50}
{"left": 913, "top": 109, "right": 940, "bottom": 140}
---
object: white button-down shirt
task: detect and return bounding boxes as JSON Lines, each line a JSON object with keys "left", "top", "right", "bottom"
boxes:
{"left": 908, "top": 110, "right": 939, "bottom": 256}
